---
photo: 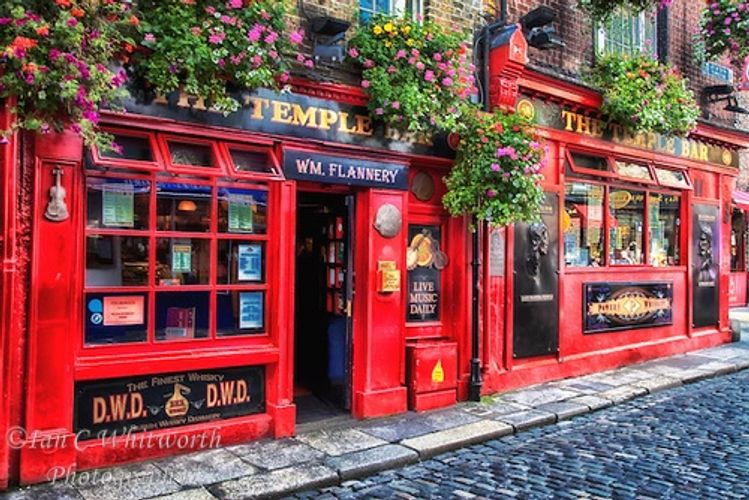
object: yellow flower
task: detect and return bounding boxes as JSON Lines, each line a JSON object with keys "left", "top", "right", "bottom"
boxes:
{"left": 384, "top": 40, "right": 393, "bottom": 48}
{"left": 405, "top": 38, "right": 414, "bottom": 46}
{"left": 403, "top": 25, "right": 411, "bottom": 35}
{"left": 373, "top": 25, "right": 383, "bottom": 35}
{"left": 384, "top": 22, "right": 394, "bottom": 33}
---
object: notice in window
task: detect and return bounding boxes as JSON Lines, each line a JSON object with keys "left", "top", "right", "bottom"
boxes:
{"left": 103, "top": 295, "right": 144, "bottom": 326}
{"left": 228, "top": 195, "right": 254, "bottom": 233}
{"left": 239, "top": 292, "right": 263, "bottom": 329}
{"left": 237, "top": 244, "right": 262, "bottom": 281}
{"left": 102, "top": 184, "right": 134, "bottom": 227}
{"left": 172, "top": 243, "right": 192, "bottom": 273}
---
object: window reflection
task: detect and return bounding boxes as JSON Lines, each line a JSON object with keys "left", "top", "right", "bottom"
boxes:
{"left": 156, "top": 182, "right": 212, "bottom": 232}
{"left": 648, "top": 194, "right": 680, "bottom": 267}
{"left": 609, "top": 189, "right": 645, "bottom": 265}
{"left": 217, "top": 241, "right": 265, "bottom": 284}
{"left": 86, "top": 235, "right": 149, "bottom": 286}
{"left": 87, "top": 178, "right": 150, "bottom": 230}
{"left": 216, "top": 291, "right": 265, "bottom": 336}
{"left": 564, "top": 183, "right": 605, "bottom": 267}
{"left": 218, "top": 187, "right": 267, "bottom": 234}
{"left": 155, "top": 291, "right": 210, "bottom": 340}
{"left": 168, "top": 142, "right": 214, "bottom": 167}
{"left": 155, "top": 238, "right": 210, "bottom": 285}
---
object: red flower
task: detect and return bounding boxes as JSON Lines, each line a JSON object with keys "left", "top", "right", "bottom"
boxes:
{"left": 129, "top": 15, "right": 140, "bottom": 26}
{"left": 55, "top": 0, "right": 72, "bottom": 7}
{"left": 35, "top": 25, "right": 49, "bottom": 36}
{"left": 71, "top": 8, "right": 85, "bottom": 18}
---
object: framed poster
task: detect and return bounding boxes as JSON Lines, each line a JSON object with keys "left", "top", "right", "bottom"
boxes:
{"left": 102, "top": 183, "right": 134, "bottom": 228}
{"left": 237, "top": 244, "right": 262, "bottom": 282}
{"left": 239, "top": 292, "right": 264, "bottom": 330}
{"left": 584, "top": 282, "right": 673, "bottom": 333}
{"left": 171, "top": 242, "right": 192, "bottom": 273}
{"left": 228, "top": 194, "right": 254, "bottom": 233}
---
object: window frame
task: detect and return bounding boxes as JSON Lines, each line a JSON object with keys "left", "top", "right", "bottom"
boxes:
{"left": 653, "top": 165, "right": 693, "bottom": 191}
{"left": 359, "top": 0, "right": 423, "bottom": 22}
{"left": 594, "top": 7, "right": 657, "bottom": 58}
{"left": 219, "top": 141, "right": 284, "bottom": 181}
{"left": 159, "top": 134, "right": 228, "bottom": 177}
{"left": 566, "top": 149, "right": 617, "bottom": 179}
{"left": 90, "top": 128, "right": 164, "bottom": 172}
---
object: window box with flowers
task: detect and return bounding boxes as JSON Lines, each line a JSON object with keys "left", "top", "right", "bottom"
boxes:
{"left": 587, "top": 53, "right": 700, "bottom": 136}
{"left": 130, "top": 0, "right": 307, "bottom": 114}
{"left": 0, "top": 1, "right": 139, "bottom": 149}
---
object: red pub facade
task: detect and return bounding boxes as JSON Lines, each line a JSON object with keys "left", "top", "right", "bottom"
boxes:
{"left": 1, "top": 27, "right": 749, "bottom": 493}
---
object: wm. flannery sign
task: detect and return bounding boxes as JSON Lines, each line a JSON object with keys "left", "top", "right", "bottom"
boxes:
{"left": 283, "top": 149, "right": 408, "bottom": 190}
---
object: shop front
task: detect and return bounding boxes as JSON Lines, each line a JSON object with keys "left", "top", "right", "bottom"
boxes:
{"left": 8, "top": 82, "right": 468, "bottom": 483}
{"left": 729, "top": 190, "right": 749, "bottom": 307}
{"left": 477, "top": 56, "right": 748, "bottom": 393}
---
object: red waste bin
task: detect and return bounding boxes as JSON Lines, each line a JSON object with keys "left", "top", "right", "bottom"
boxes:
{"left": 406, "top": 341, "right": 458, "bottom": 411}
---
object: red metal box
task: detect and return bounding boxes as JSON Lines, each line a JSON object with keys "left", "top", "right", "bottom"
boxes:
{"left": 406, "top": 341, "right": 458, "bottom": 411}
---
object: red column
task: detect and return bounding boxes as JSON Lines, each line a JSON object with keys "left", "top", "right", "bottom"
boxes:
{"left": 19, "top": 130, "right": 83, "bottom": 484}
{"left": 351, "top": 189, "right": 408, "bottom": 419}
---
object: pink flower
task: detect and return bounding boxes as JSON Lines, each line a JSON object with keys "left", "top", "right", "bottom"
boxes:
{"left": 348, "top": 47, "right": 359, "bottom": 58}
{"left": 67, "top": 18, "right": 78, "bottom": 27}
{"left": 411, "top": 48, "right": 420, "bottom": 57}
{"left": 486, "top": 188, "right": 497, "bottom": 198}
{"left": 296, "top": 53, "right": 305, "bottom": 63}
{"left": 363, "top": 59, "right": 375, "bottom": 68}
{"left": 269, "top": 50, "right": 278, "bottom": 60}
{"left": 304, "top": 59, "right": 314, "bottom": 68}
{"left": 361, "top": 79, "right": 370, "bottom": 88}
{"left": 433, "top": 53, "right": 442, "bottom": 62}
{"left": 416, "top": 62, "right": 425, "bottom": 71}
{"left": 395, "top": 49, "right": 407, "bottom": 59}
{"left": 529, "top": 141, "right": 541, "bottom": 150}
{"left": 387, "top": 65, "right": 396, "bottom": 73}
{"left": 265, "top": 31, "right": 278, "bottom": 44}
{"left": 209, "top": 31, "right": 226, "bottom": 44}
{"left": 375, "top": 107, "right": 384, "bottom": 115}
{"left": 144, "top": 33, "right": 156, "bottom": 43}
{"left": 290, "top": 29, "right": 304, "bottom": 45}
{"left": 491, "top": 163, "right": 500, "bottom": 171}
{"left": 191, "top": 26, "right": 202, "bottom": 36}
{"left": 442, "top": 77, "right": 453, "bottom": 86}
{"left": 279, "top": 71, "right": 290, "bottom": 83}
{"left": 424, "top": 70, "right": 434, "bottom": 82}
{"left": 228, "top": 0, "right": 242, "bottom": 7}
{"left": 260, "top": 9, "right": 271, "bottom": 20}
{"left": 248, "top": 24, "right": 264, "bottom": 42}
{"left": 252, "top": 55, "right": 263, "bottom": 67}
{"left": 391, "top": 101, "right": 400, "bottom": 109}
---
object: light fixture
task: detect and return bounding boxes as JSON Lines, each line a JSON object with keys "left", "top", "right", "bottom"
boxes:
{"left": 701, "top": 85, "right": 749, "bottom": 114}
{"left": 309, "top": 16, "right": 350, "bottom": 63}
{"left": 519, "top": 6, "right": 565, "bottom": 50}
{"left": 177, "top": 200, "right": 197, "bottom": 212}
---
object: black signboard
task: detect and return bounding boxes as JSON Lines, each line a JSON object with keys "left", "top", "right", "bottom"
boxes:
{"left": 74, "top": 366, "right": 265, "bottom": 439}
{"left": 407, "top": 225, "right": 445, "bottom": 322}
{"left": 284, "top": 149, "right": 408, "bottom": 190}
{"left": 122, "top": 88, "right": 454, "bottom": 158}
{"left": 513, "top": 193, "right": 559, "bottom": 358}
{"left": 584, "top": 282, "right": 673, "bottom": 333}
{"left": 692, "top": 204, "right": 720, "bottom": 327}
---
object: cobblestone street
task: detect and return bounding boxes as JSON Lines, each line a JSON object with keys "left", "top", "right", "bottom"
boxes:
{"left": 299, "top": 369, "right": 749, "bottom": 499}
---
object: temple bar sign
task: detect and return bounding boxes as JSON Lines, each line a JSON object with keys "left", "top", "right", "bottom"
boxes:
{"left": 515, "top": 96, "right": 740, "bottom": 168}
{"left": 283, "top": 149, "right": 408, "bottom": 190}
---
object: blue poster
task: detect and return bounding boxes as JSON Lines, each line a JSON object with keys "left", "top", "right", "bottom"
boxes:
{"left": 237, "top": 244, "right": 262, "bottom": 281}
{"left": 239, "top": 292, "right": 263, "bottom": 330}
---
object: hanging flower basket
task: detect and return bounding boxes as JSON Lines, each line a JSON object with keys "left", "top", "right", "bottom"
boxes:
{"left": 578, "top": 0, "right": 672, "bottom": 22}
{"left": 700, "top": 0, "right": 749, "bottom": 70}
{"left": 131, "top": 0, "right": 305, "bottom": 114}
{"left": 443, "top": 105, "right": 545, "bottom": 225}
{"left": 348, "top": 15, "right": 476, "bottom": 136}
{"left": 0, "top": 1, "right": 139, "bottom": 149}
{"left": 587, "top": 53, "right": 699, "bottom": 136}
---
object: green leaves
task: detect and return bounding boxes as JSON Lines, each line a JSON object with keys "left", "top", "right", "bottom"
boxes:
{"left": 578, "top": 0, "right": 665, "bottom": 23}
{"left": 587, "top": 53, "right": 699, "bottom": 136}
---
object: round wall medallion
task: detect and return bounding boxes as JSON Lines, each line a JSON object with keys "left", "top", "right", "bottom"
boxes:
{"left": 411, "top": 171, "right": 435, "bottom": 202}
{"left": 374, "top": 203, "right": 402, "bottom": 238}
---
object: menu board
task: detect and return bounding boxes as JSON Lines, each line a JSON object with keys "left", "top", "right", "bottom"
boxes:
{"left": 102, "top": 184, "right": 134, "bottom": 227}
{"left": 172, "top": 243, "right": 192, "bottom": 273}
{"left": 239, "top": 292, "right": 263, "bottom": 330}
{"left": 237, "top": 244, "right": 262, "bottom": 282}
{"left": 228, "top": 195, "right": 254, "bottom": 233}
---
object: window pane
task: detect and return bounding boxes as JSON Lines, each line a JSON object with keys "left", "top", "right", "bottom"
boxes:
{"left": 230, "top": 149, "right": 274, "bottom": 174}
{"left": 156, "top": 182, "right": 212, "bottom": 232}
{"left": 87, "top": 178, "right": 150, "bottom": 230}
{"left": 85, "top": 292, "right": 148, "bottom": 345}
{"left": 609, "top": 189, "right": 645, "bottom": 265}
{"left": 218, "top": 188, "right": 267, "bottom": 234}
{"left": 168, "top": 141, "right": 214, "bottom": 167}
{"left": 156, "top": 238, "right": 211, "bottom": 285}
{"left": 216, "top": 291, "right": 265, "bottom": 336}
{"left": 564, "top": 183, "right": 605, "bottom": 267}
{"left": 570, "top": 152, "right": 609, "bottom": 172}
{"left": 597, "top": 9, "right": 656, "bottom": 56}
{"left": 654, "top": 168, "right": 690, "bottom": 189}
{"left": 616, "top": 161, "right": 653, "bottom": 181}
{"left": 218, "top": 241, "right": 265, "bottom": 284}
{"left": 86, "top": 236, "right": 149, "bottom": 286}
{"left": 649, "top": 193, "right": 680, "bottom": 267}
{"left": 100, "top": 135, "right": 153, "bottom": 162}
{"left": 155, "top": 291, "right": 209, "bottom": 340}
{"left": 731, "top": 209, "right": 745, "bottom": 271}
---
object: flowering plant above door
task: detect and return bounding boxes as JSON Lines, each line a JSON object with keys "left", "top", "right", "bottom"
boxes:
{"left": 587, "top": 53, "right": 699, "bottom": 136}
{"left": 578, "top": 0, "right": 672, "bottom": 22}
{"left": 131, "top": 0, "right": 305, "bottom": 113}
{"left": 0, "top": 1, "right": 139, "bottom": 149}
{"left": 700, "top": 0, "right": 749, "bottom": 70}
{"left": 348, "top": 15, "right": 477, "bottom": 136}
{"left": 443, "top": 106, "right": 545, "bottom": 225}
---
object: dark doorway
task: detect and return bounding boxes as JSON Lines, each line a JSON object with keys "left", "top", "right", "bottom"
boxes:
{"left": 294, "top": 192, "right": 354, "bottom": 425}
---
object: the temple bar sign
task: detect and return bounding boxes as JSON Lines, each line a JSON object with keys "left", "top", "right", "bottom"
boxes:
{"left": 283, "top": 150, "right": 408, "bottom": 190}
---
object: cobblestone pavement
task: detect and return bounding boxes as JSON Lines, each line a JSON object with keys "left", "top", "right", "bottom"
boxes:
{"left": 297, "top": 369, "right": 749, "bottom": 499}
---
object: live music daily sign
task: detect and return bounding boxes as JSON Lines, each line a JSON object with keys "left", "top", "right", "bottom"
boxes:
{"left": 283, "top": 149, "right": 408, "bottom": 190}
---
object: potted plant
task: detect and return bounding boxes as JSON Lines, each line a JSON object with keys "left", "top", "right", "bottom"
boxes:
{"left": 443, "top": 105, "right": 546, "bottom": 225}
{"left": 700, "top": 0, "right": 749, "bottom": 70}
{"left": 131, "top": 0, "right": 307, "bottom": 114}
{"left": 348, "top": 14, "right": 476, "bottom": 135}
{"left": 587, "top": 53, "right": 700, "bottom": 136}
{"left": 0, "top": 1, "right": 140, "bottom": 149}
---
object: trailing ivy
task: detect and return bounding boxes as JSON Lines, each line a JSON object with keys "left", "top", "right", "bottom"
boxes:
{"left": 578, "top": 0, "right": 672, "bottom": 23}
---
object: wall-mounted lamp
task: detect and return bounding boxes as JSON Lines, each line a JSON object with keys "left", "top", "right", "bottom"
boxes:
{"left": 520, "top": 6, "right": 565, "bottom": 50}
{"left": 702, "top": 84, "right": 749, "bottom": 114}
{"left": 309, "top": 16, "right": 350, "bottom": 63}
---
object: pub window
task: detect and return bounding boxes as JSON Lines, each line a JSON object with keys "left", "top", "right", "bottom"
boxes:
{"left": 100, "top": 134, "right": 154, "bottom": 162}
{"left": 564, "top": 182, "right": 605, "bottom": 267}
{"left": 615, "top": 161, "right": 655, "bottom": 184}
{"left": 567, "top": 150, "right": 615, "bottom": 178}
{"left": 648, "top": 193, "right": 681, "bottom": 267}
{"left": 595, "top": 8, "right": 657, "bottom": 57}
{"left": 654, "top": 167, "right": 692, "bottom": 190}
{"left": 609, "top": 188, "right": 645, "bottom": 265}
{"left": 84, "top": 172, "right": 271, "bottom": 345}
{"left": 225, "top": 145, "right": 282, "bottom": 178}
{"left": 731, "top": 209, "right": 746, "bottom": 272}
{"left": 360, "top": 0, "right": 422, "bottom": 22}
